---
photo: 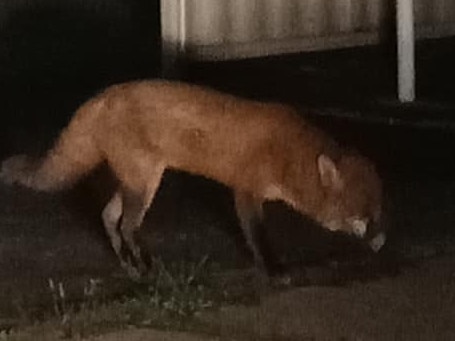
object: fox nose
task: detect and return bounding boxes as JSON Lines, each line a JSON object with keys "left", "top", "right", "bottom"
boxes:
{"left": 353, "top": 219, "right": 386, "bottom": 252}
{"left": 368, "top": 232, "right": 386, "bottom": 252}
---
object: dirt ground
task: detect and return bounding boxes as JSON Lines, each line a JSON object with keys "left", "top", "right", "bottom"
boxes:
{"left": 2, "top": 39, "right": 455, "bottom": 340}
{"left": 89, "top": 255, "right": 455, "bottom": 341}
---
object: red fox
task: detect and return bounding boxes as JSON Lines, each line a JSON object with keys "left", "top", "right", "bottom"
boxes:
{"left": 0, "top": 80, "right": 385, "bottom": 279}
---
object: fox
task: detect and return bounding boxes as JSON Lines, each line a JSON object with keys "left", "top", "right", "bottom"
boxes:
{"left": 0, "top": 80, "right": 385, "bottom": 280}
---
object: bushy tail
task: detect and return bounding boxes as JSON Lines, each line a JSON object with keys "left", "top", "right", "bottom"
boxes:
{"left": 0, "top": 103, "right": 103, "bottom": 192}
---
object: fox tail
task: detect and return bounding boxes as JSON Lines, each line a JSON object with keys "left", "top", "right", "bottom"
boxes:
{"left": 0, "top": 101, "right": 103, "bottom": 192}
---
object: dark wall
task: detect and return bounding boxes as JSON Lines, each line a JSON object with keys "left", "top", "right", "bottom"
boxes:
{"left": 0, "top": 0, "right": 160, "bottom": 88}
{"left": 0, "top": 0, "right": 161, "bottom": 153}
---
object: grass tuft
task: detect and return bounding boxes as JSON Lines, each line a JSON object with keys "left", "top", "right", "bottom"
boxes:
{"left": 2, "top": 256, "right": 218, "bottom": 340}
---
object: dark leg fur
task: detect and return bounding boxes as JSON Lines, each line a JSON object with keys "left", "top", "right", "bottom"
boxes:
{"left": 102, "top": 158, "right": 164, "bottom": 279}
{"left": 234, "top": 191, "right": 282, "bottom": 276}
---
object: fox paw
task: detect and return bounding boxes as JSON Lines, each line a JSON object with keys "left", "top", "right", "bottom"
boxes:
{"left": 270, "top": 273, "right": 293, "bottom": 288}
{"left": 120, "top": 259, "right": 142, "bottom": 281}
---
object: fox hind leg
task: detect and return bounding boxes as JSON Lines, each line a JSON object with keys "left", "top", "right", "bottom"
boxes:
{"left": 118, "top": 187, "right": 155, "bottom": 274}
{"left": 106, "top": 150, "right": 165, "bottom": 278}
{"left": 102, "top": 191, "right": 123, "bottom": 262}
{"left": 102, "top": 185, "right": 159, "bottom": 279}
{"left": 117, "top": 159, "right": 165, "bottom": 275}
{"left": 102, "top": 191, "right": 139, "bottom": 276}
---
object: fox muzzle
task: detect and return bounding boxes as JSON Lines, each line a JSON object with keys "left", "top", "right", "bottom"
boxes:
{"left": 368, "top": 232, "right": 386, "bottom": 252}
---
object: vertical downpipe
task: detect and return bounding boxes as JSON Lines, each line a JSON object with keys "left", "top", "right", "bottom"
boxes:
{"left": 179, "top": 0, "right": 187, "bottom": 52}
{"left": 397, "top": 0, "right": 415, "bottom": 102}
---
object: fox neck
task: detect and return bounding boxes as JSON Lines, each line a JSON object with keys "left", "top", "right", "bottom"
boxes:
{"left": 264, "top": 152, "right": 326, "bottom": 220}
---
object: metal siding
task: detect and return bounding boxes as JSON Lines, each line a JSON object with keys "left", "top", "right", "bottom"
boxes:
{"left": 163, "top": 0, "right": 455, "bottom": 60}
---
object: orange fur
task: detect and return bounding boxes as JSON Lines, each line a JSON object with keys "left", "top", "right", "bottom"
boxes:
{"left": 0, "top": 80, "right": 384, "bottom": 278}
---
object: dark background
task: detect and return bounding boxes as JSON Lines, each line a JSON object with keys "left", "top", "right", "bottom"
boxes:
{"left": 0, "top": 0, "right": 161, "bottom": 155}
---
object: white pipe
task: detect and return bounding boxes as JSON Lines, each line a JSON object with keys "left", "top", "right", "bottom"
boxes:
{"left": 179, "top": 0, "right": 186, "bottom": 51}
{"left": 397, "top": 0, "right": 415, "bottom": 102}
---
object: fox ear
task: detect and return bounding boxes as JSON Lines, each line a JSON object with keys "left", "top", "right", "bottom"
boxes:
{"left": 317, "top": 154, "right": 344, "bottom": 191}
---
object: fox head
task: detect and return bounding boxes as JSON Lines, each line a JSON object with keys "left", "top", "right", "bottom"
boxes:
{"left": 315, "top": 153, "right": 386, "bottom": 252}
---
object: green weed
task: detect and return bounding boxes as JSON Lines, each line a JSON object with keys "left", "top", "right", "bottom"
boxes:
{"left": 1, "top": 256, "right": 218, "bottom": 340}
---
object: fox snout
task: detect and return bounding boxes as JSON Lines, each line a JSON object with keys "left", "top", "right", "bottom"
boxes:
{"left": 348, "top": 219, "right": 386, "bottom": 252}
{"left": 368, "top": 232, "right": 386, "bottom": 252}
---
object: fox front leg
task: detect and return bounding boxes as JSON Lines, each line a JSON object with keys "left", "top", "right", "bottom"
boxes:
{"left": 234, "top": 191, "right": 292, "bottom": 286}
{"left": 233, "top": 192, "right": 282, "bottom": 273}
{"left": 234, "top": 191, "right": 266, "bottom": 269}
